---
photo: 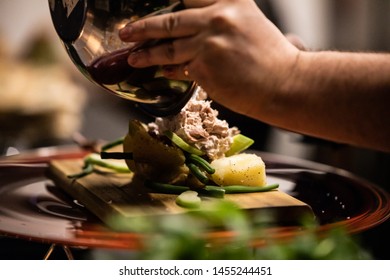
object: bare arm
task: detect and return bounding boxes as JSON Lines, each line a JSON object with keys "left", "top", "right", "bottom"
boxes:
{"left": 257, "top": 51, "right": 390, "bottom": 152}
{"left": 119, "top": 0, "right": 390, "bottom": 152}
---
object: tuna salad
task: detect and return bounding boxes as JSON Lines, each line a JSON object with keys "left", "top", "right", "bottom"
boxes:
{"left": 148, "top": 88, "right": 239, "bottom": 160}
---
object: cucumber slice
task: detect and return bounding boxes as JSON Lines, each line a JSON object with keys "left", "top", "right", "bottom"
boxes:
{"left": 176, "top": 191, "right": 201, "bottom": 209}
{"left": 225, "top": 134, "right": 254, "bottom": 157}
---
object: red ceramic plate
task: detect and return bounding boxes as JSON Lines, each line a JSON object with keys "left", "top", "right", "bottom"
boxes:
{"left": 0, "top": 146, "right": 389, "bottom": 250}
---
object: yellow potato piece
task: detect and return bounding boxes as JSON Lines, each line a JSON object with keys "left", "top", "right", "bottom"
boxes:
{"left": 210, "top": 153, "right": 266, "bottom": 186}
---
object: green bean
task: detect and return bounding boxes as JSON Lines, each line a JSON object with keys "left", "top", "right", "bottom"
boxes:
{"left": 101, "top": 137, "right": 125, "bottom": 151}
{"left": 67, "top": 162, "right": 94, "bottom": 179}
{"left": 199, "top": 185, "right": 225, "bottom": 198}
{"left": 144, "top": 180, "right": 190, "bottom": 194}
{"left": 186, "top": 153, "right": 215, "bottom": 174}
{"left": 217, "top": 184, "right": 279, "bottom": 194}
{"left": 144, "top": 180, "right": 225, "bottom": 198}
{"left": 187, "top": 163, "right": 209, "bottom": 184}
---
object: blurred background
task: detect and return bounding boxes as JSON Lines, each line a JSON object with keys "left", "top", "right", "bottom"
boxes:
{"left": 0, "top": 0, "right": 389, "bottom": 259}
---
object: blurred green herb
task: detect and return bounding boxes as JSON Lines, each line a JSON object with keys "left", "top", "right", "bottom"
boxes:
{"left": 108, "top": 200, "right": 371, "bottom": 260}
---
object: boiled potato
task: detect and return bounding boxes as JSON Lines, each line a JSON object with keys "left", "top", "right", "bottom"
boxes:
{"left": 210, "top": 153, "right": 266, "bottom": 186}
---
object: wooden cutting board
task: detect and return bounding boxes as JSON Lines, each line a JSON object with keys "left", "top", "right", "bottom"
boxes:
{"left": 48, "top": 159, "right": 314, "bottom": 228}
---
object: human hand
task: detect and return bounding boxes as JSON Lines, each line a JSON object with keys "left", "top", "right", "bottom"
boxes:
{"left": 119, "top": 0, "right": 300, "bottom": 116}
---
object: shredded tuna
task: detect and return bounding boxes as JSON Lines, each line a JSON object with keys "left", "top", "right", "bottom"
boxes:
{"left": 148, "top": 88, "right": 239, "bottom": 159}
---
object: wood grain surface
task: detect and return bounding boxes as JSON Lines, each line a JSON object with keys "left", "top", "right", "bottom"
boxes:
{"left": 48, "top": 159, "right": 314, "bottom": 228}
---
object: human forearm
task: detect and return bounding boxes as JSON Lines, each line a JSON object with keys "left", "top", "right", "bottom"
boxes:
{"left": 253, "top": 51, "right": 390, "bottom": 152}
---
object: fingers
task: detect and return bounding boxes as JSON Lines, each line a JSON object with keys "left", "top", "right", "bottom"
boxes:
{"left": 119, "top": 0, "right": 220, "bottom": 69}
{"left": 127, "top": 36, "right": 200, "bottom": 68}
{"left": 119, "top": 8, "right": 204, "bottom": 42}
{"left": 119, "top": 0, "right": 219, "bottom": 42}
{"left": 119, "top": 0, "right": 219, "bottom": 81}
